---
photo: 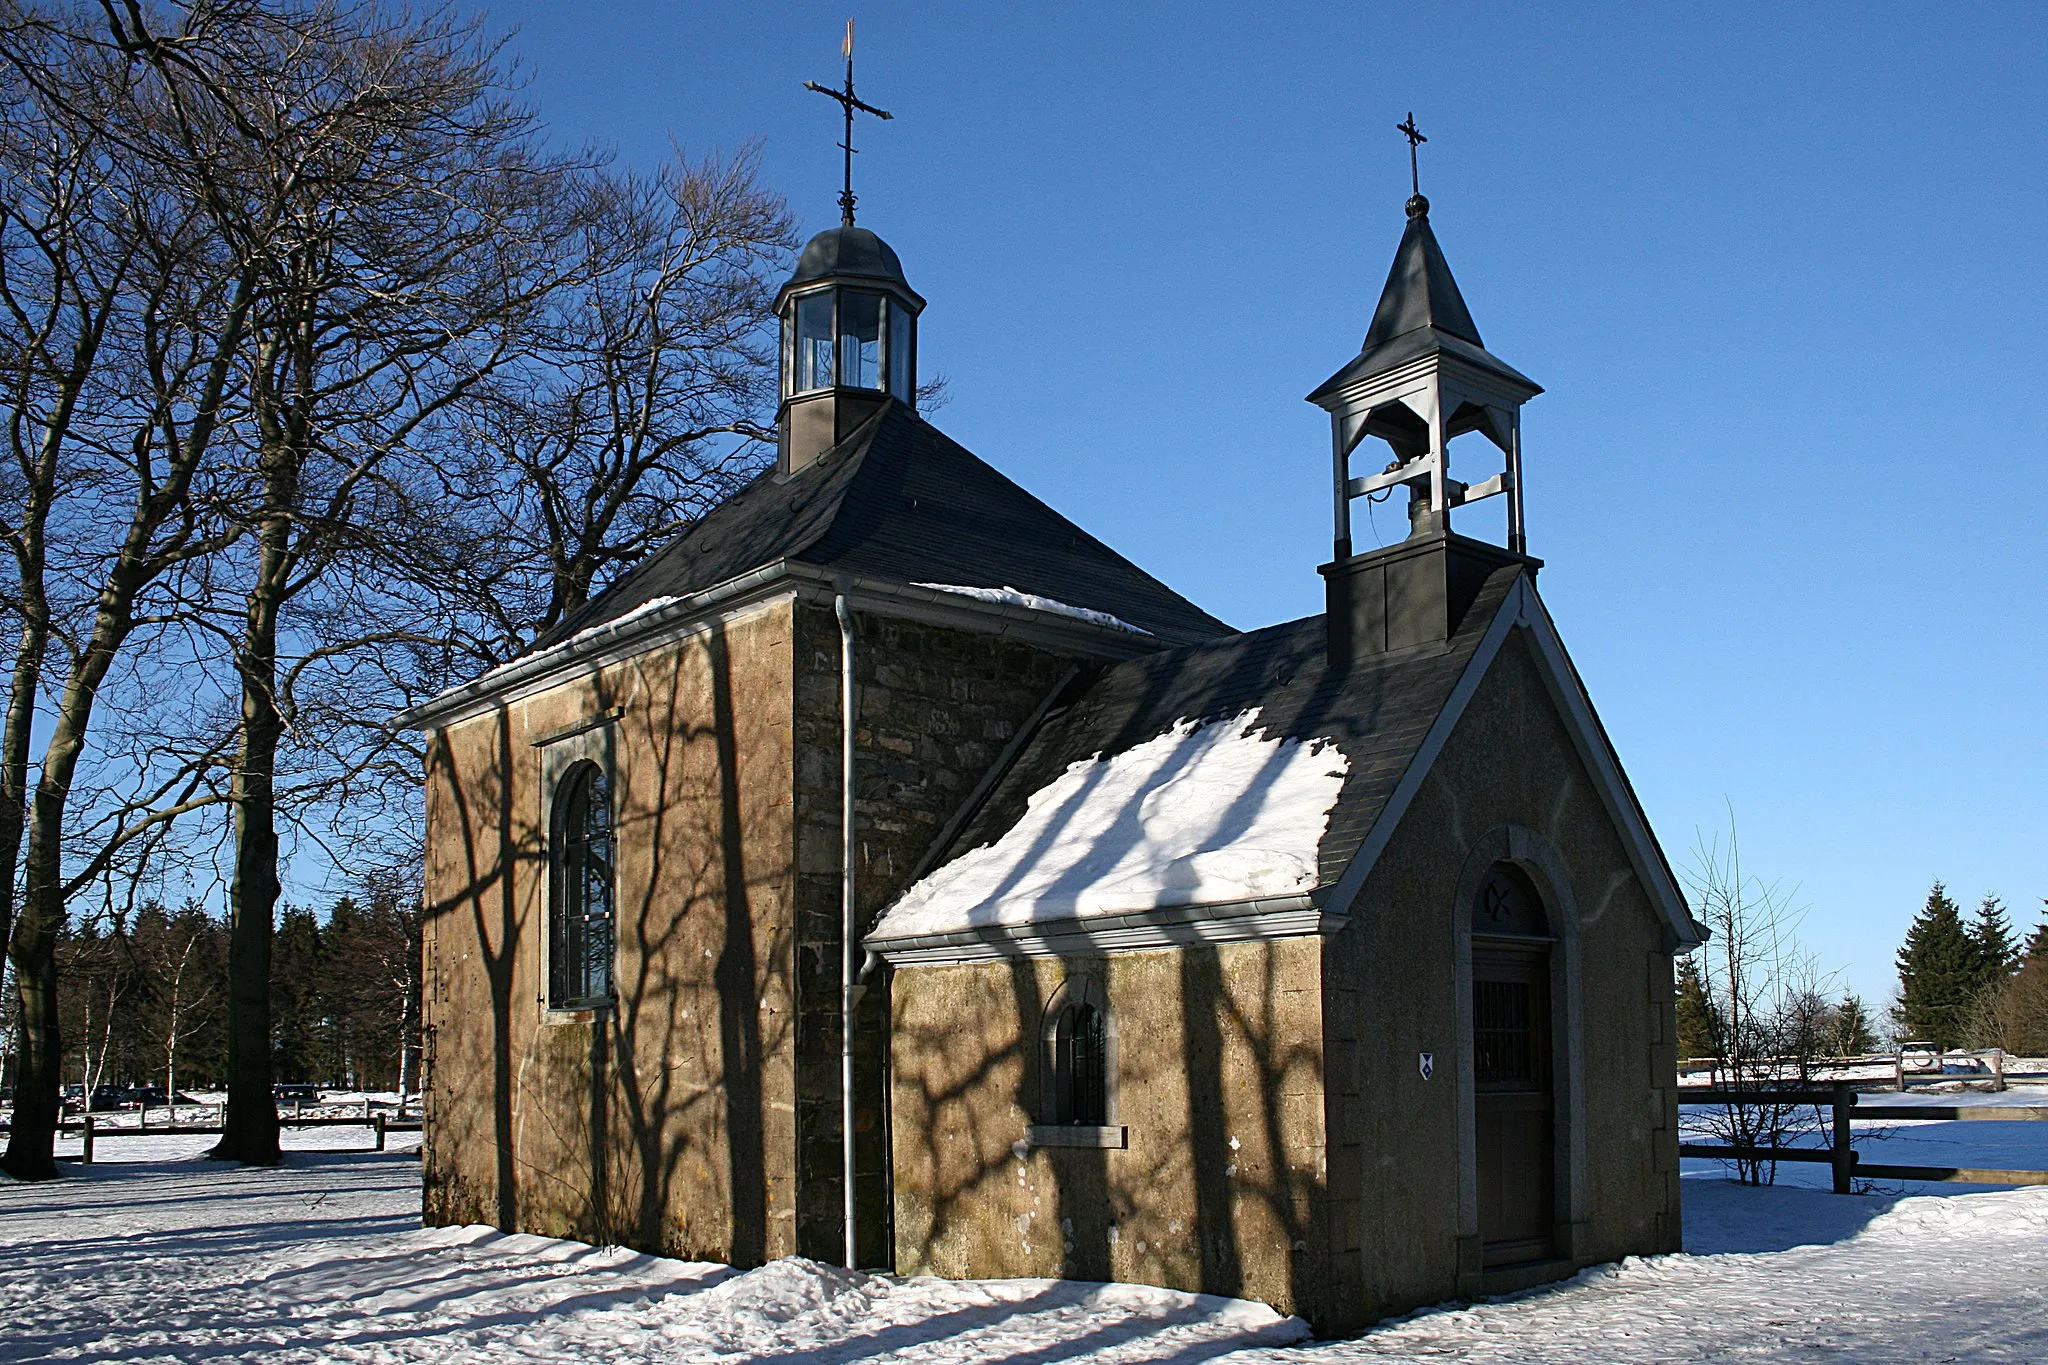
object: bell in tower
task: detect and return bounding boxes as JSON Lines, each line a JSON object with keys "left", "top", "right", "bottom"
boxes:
{"left": 776, "top": 227, "right": 923, "bottom": 474}
{"left": 1312, "top": 120, "right": 1543, "bottom": 664}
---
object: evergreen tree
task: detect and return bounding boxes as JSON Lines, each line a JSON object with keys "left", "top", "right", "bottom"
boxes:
{"left": 1675, "top": 955, "right": 1719, "bottom": 1060}
{"left": 2026, "top": 904, "right": 2048, "bottom": 965}
{"left": 1895, "top": 881, "right": 1980, "bottom": 1048}
{"left": 1828, "top": 993, "right": 1878, "bottom": 1055}
{"left": 271, "top": 909, "right": 326, "bottom": 1084}
{"left": 1971, "top": 895, "right": 2020, "bottom": 985}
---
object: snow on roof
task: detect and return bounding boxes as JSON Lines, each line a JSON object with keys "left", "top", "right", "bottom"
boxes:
{"left": 915, "top": 583, "right": 1149, "bottom": 634}
{"left": 871, "top": 709, "right": 1349, "bottom": 940}
{"left": 474, "top": 595, "right": 685, "bottom": 685}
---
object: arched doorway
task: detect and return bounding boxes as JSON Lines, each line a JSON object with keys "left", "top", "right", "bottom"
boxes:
{"left": 1469, "top": 862, "right": 1555, "bottom": 1267}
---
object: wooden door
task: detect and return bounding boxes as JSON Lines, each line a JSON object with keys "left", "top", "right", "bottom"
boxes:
{"left": 1472, "top": 943, "right": 1554, "bottom": 1266}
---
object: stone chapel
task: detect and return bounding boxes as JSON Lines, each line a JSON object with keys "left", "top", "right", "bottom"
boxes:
{"left": 405, "top": 182, "right": 1704, "bottom": 1334}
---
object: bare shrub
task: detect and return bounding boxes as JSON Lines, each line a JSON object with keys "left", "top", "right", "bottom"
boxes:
{"left": 1685, "top": 824, "right": 1836, "bottom": 1184}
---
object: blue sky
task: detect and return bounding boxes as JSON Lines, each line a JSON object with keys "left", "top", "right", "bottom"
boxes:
{"left": 479, "top": 1, "right": 2047, "bottom": 1007}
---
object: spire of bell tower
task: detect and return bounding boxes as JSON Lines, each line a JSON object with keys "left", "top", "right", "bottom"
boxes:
{"left": 1311, "top": 130, "right": 1544, "bottom": 665}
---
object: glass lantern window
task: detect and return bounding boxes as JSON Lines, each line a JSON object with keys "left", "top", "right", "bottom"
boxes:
{"left": 796, "top": 292, "right": 834, "bottom": 392}
{"left": 888, "top": 300, "right": 913, "bottom": 401}
{"left": 838, "top": 291, "right": 883, "bottom": 391}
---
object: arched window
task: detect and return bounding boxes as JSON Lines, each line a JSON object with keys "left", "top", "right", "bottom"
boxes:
{"left": 549, "top": 762, "right": 615, "bottom": 1008}
{"left": 1041, "top": 981, "right": 1112, "bottom": 1126}
{"left": 1060, "top": 1003, "right": 1107, "bottom": 1125}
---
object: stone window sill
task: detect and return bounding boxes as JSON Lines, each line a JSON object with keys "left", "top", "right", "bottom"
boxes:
{"left": 541, "top": 1005, "right": 610, "bottom": 1025}
{"left": 1028, "top": 1124, "right": 1127, "bottom": 1149}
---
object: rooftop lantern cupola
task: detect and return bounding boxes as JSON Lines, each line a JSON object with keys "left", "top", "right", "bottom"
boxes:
{"left": 777, "top": 23, "right": 923, "bottom": 475}
{"left": 1310, "top": 116, "right": 1543, "bottom": 663}
{"left": 776, "top": 228, "right": 923, "bottom": 473}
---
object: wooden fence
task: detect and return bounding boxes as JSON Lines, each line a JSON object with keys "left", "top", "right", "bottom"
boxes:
{"left": 1680, "top": 1085, "right": 2048, "bottom": 1193}
{"left": 56, "top": 1112, "right": 423, "bottom": 1164}
{"left": 1677, "top": 1048, "right": 2011, "bottom": 1089}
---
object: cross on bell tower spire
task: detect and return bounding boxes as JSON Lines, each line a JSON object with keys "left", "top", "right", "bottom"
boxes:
{"left": 805, "top": 19, "right": 892, "bottom": 227}
{"left": 1396, "top": 112, "right": 1429, "bottom": 216}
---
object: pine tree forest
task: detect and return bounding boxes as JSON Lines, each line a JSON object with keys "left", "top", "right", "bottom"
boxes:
{"left": 1675, "top": 873, "right": 2048, "bottom": 1065}
{"left": 32, "top": 894, "right": 421, "bottom": 1099}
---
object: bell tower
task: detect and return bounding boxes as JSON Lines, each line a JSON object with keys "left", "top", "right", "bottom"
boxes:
{"left": 1311, "top": 130, "right": 1542, "bottom": 662}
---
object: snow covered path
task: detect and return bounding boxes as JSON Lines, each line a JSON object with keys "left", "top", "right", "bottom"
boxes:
{"left": 3, "top": 1146, "right": 2047, "bottom": 1362}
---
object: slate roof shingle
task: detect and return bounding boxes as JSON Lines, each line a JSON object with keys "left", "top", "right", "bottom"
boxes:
{"left": 534, "top": 401, "right": 1233, "bottom": 653}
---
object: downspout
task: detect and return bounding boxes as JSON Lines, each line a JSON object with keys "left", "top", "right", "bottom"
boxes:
{"left": 835, "top": 592, "right": 859, "bottom": 1271}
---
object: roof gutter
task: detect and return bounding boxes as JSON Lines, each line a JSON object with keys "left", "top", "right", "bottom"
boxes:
{"left": 863, "top": 892, "right": 1338, "bottom": 967}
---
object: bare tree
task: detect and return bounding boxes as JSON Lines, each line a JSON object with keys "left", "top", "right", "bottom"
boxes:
{"left": 422, "top": 148, "right": 795, "bottom": 669}
{"left": 1, "top": 5, "right": 256, "bottom": 1179}
{"left": 90, "top": 0, "right": 611, "bottom": 1166}
{"left": 1685, "top": 823, "right": 1837, "bottom": 1184}
{"left": 0, "top": 1, "right": 795, "bottom": 1178}
{"left": 1970, "top": 959, "right": 2048, "bottom": 1056}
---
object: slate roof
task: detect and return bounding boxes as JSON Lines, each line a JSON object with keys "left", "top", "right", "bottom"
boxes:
{"left": 1308, "top": 204, "right": 1540, "bottom": 401}
{"left": 533, "top": 400, "right": 1233, "bottom": 652}
{"left": 924, "top": 561, "right": 1526, "bottom": 898}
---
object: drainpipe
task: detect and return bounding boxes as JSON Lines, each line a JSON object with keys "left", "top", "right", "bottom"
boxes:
{"left": 835, "top": 592, "right": 859, "bottom": 1271}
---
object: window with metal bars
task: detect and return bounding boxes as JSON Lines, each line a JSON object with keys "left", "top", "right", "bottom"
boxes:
{"left": 1473, "top": 979, "right": 1533, "bottom": 1084}
{"left": 1060, "top": 1003, "right": 1107, "bottom": 1125}
{"left": 548, "top": 762, "right": 615, "bottom": 1008}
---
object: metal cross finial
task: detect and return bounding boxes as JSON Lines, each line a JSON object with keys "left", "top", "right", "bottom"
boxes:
{"left": 1396, "top": 112, "right": 1427, "bottom": 197}
{"left": 805, "top": 19, "right": 892, "bottom": 227}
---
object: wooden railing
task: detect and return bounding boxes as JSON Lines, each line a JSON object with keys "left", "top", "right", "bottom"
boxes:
{"left": 55, "top": 1111, "right": 422, "bottom": 1164}
{"left": 1680, "top": 1085, "right": 2048, "bottom": 1193}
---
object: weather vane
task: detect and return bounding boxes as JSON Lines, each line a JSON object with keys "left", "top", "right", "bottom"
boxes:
{"left": 805, "top": 19, "right": 892, "bottom": 227}
{"left": 1396, "top": 112, "right": 1427, "bottom": 200}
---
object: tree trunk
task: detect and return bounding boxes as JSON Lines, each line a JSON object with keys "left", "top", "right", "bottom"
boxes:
{"left": 211, "top": 311, "right": 305, "bottom": 1164}
{"left": 211, "top": 517, "right": 290, "bottom": 1163}
{"left": 5, "top": 669, "right": 123, "bottom": 1180}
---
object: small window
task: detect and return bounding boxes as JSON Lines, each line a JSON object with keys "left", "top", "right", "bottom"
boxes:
{"left": 549, "top": 762, "right": 615, "bottom": 1008}
{"left": 1041, "top": 981, "right": 1112, "bottom": 1126}
{"left": 796, "top": 292, "right": 834, "bottom": 392}
{"left": 887, "top": 299, "right": 914, "bottom": 401}
{"left": 837, "top": 290, "right": 883, "bottom": 390}
{"left": 1060, "top": 1004, "right": 1107, "bottom": 1125}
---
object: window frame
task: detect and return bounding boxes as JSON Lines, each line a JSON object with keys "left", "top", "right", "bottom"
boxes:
{"left": 547, "top": 758, "right": 617, "bottom": 1011}
{"left": 1033, "top": 976, "right": 1122, "bottom": 1145}
{"left": 792, "top": 289, "right": 836, "bottom": 394}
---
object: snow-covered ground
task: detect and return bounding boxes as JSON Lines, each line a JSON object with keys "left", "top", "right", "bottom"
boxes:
{"left": 3, "top": 1113, "right": 2046, "bottom": 1363}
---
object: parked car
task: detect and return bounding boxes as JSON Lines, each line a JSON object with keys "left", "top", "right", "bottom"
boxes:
{"left": 273, "top": 1083, "right": 321, "bottom": 1105}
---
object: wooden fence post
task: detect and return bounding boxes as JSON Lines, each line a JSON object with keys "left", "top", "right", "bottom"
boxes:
{"left": 1992, "top": 1050, "right": 2006, "bottom": 1092}
{"left": 1894, "top": 1048, "right": 1905, "bottom": 1092}
{"left": 82, "top": 1114, "right": 94, "bottom": 1166}
{"left": 1831, "top": 1085, "right": 1856, "bottom": 1194}
{"left": 375, "top": 1114, "right": 387, "bottom": 1152}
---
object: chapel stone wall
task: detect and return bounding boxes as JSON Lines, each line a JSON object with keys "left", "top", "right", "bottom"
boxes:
{"left": 419, "top": 602, "right": 800, "bottom": 1263}
{"left": 888, "top": 939, "right": 1328, "bottom": 1319}
{"left": 788, "top": 602, "right": 1080, "bottom": 1265}
{"left": 1319, "top": 626, "right": 1682, "bottom": 1333}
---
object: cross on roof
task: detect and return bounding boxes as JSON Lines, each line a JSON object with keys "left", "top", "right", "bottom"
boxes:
{"left": 805, "top": 19, "right": 892, "bottom": 227}
{"left": 1396, "top": 112, "right": 1427, "bottom": 197}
